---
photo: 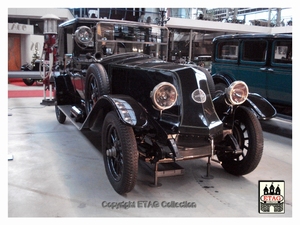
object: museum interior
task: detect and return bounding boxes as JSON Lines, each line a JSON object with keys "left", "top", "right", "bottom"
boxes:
{"left": 7, "top": 8, "right": 293, "bottom": 218}
{"left": 8, "top": 8, "right": 292, "bottom": 69}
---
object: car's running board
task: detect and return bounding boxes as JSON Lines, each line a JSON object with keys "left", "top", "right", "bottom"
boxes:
{"left": 58, "top": 105, "right": 87, "bottom": 130}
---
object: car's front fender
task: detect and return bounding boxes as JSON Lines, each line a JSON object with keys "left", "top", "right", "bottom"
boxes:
{"left": 243, "top": 93, "right": 277, "bottom": 120}
{"left": 213, "top": 92, "right": 277, "bottom": 121}
{"left": 87, "top": 94, "right": 148, "bottom": 131}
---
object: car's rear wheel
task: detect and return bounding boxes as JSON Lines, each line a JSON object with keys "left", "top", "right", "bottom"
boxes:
{"left": 85, "top": 64, "right": 110, "bottom": 115}
{"left": 102, "top": 111, "right": 138, "bottom": 195}
{"left": 217, "top": 106, "right": 263, "bottom": 175}
{"left": 55, "top": 104, "right": 66, "bottom": 124}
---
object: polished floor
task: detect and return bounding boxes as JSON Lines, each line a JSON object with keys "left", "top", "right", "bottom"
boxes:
{"left": 6, "top": 80, "right": 293, "bottom": 219}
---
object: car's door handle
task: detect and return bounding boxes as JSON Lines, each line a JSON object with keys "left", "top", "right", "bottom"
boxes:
{"left": 260, "top": 67, "right": 274, "bottom": 72}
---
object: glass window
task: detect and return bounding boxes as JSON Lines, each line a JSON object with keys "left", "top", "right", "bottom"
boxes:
{"left": 273, "top": 40, "right": 292, "bottom": 64}
{"left": 96, "top": 22, "right": 168, "bottom": 59}
{"left": 241, "top": 40, "right": 267, "bottom": 62}
{"left": 97, "top": 22, "right": 168, "bottom": 43}
{"left": 217, "top": 41, "right": 239, "bottom": 60}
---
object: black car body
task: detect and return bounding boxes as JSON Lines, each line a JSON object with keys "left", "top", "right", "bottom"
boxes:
{"left": 54, "top": 18, "right": 276, "bottom": 194}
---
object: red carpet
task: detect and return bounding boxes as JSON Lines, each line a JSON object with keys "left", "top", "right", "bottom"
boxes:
{"left": 8, "top": 78, "right": 46, "bottom": 98}
{"left": 8, "top": 90, "right": 44, "bottom": 98}
{"left": 8, "top": 78, "right": 28, "bottom": 87}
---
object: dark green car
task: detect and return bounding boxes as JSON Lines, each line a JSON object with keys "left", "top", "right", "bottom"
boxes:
{"left": 211, "top": 33, "right": 292, "bottom": 108}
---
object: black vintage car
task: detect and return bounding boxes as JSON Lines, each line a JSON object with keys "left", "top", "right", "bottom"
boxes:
{"left": 54, "top": 18, "right": 276, "bottom": 195}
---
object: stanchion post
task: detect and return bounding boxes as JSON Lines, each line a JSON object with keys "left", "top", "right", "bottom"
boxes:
{"left": 40, "top": 14, "right": 60, "bottom": 106}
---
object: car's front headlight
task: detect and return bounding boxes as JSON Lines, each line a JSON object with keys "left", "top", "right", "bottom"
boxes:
{"left": 150, "top": 82, "right": 178, "bottom": 110}
{"left": 226, "top": 81, "right": 249, "bottom": 105}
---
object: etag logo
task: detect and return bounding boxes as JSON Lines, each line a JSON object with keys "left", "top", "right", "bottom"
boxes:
{"left": 259, "top": 180, "right": 285, "bottom": 214}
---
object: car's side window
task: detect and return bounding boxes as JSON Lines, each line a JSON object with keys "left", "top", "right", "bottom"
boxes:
{"left": 66, "top": 33, "right": 73, "bottom": 54}
{"left": 216, "top": 41, "right": 239, "bottom": 61}
{"left": 241, "top": 40, "right": 267, "bottom": 62}
{"left": 57, "top": 27, "right": 73, "bottom": 56}
{"left": 272, "top": 40, "right": 292, "bottom": 64}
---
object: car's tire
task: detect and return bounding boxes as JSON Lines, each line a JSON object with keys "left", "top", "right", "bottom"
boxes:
{"left": 217, "top": 106, "right": 263, "bottom": 175}
{"left": 215, "top": 82, "right": 228, "bottom": 97}
{"left": 85, "top": 63, "right": 110, "bottom": 115}
{"left": 23, "top": 78, "right": 35, "bottom": 86}
{"left": 55, "top": 104, "right": 66, "bottom": 124}
{"left": 102, "top": 111, "right": 138, "bottom": 195}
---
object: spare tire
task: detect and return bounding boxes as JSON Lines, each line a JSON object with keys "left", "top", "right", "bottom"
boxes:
{"left": 85, "top": 63, "right": 110, "bottom": 115}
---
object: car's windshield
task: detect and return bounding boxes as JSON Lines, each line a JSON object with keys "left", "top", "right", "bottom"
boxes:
{"left": 96, "top": 22, "right": 169, "bottom": 60}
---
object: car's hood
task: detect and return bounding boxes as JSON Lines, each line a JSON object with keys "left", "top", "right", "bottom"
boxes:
{"left": 100, "top": 52, "right": 185, "bottom": 70}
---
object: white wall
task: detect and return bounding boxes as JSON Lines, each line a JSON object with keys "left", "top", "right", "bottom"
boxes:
{"left": 21, "top": 35, "right": 44, "bottom": 65}
{"left": 8, "top": 8, "right": 73, "bottom": 20}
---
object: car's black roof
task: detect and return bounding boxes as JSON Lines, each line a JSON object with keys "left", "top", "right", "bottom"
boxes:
{"left": 213, "top": 33, "right": 292, "bottom": 42}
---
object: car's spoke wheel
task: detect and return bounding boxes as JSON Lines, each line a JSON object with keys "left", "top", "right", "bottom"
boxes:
{"left": 85, "top": 64, "right": 110, "bottom": 115}
{"left": 102, "top": 111, "right": 138, "bottom": 194}
{"left": 87, "top": 76, "right": 99, "bottom": 110}
{"left": 217, "top": 106, "right": 263, "bottom": 175}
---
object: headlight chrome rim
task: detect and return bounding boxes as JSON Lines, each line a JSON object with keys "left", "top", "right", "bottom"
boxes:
{"left": 150, "top": 82, "right": 178, "bottom": 110}
{"left": 226, "top": 81, "right": 249, "bottom": 105}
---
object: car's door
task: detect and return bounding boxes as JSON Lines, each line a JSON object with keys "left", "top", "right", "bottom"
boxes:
{"left": 237, "top": 39, "right": 268, "bottom": 97}
{"left": 267, "top": 39, "right": 292, "bottom": 106}
{"left": 211, "top": 40, "right": 240, "bottom": 80}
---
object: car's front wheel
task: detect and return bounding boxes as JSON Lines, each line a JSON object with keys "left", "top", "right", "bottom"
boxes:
{"left": 217, "top": 106, "right": 263, "bottom": 175}
{"left": 102, "top": 111, "right": 138, "bottom": 195}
